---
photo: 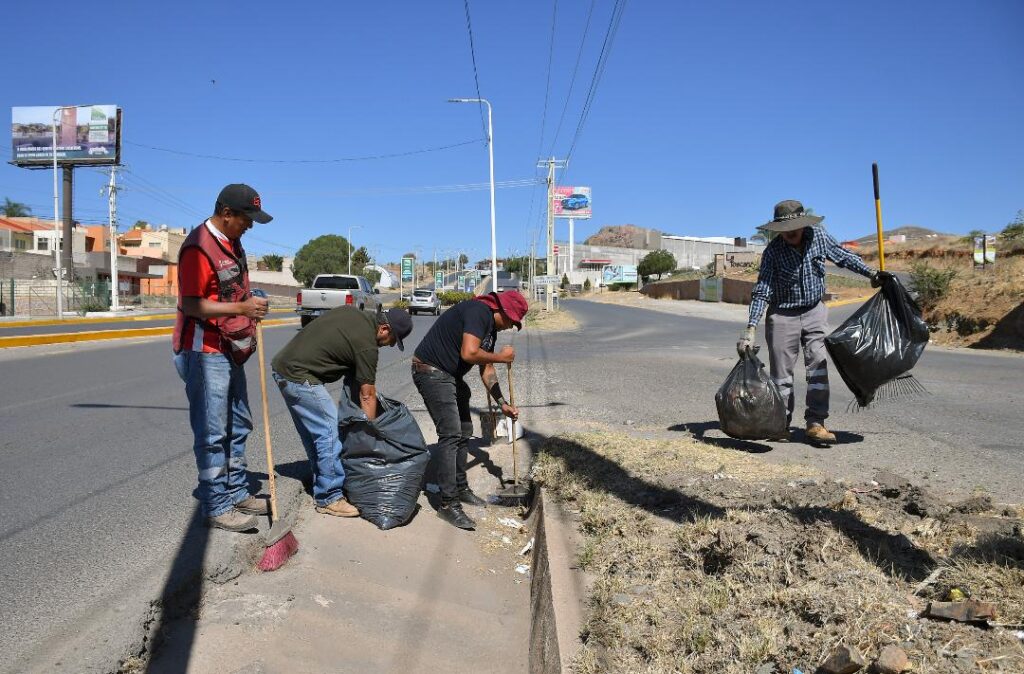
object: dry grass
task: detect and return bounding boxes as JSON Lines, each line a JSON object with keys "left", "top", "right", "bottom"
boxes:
{"left": 524, "top": 306, "right": 580, "bottom": 332}
{"left": 535, "top": 431, "right": 1024, "bottom": 673}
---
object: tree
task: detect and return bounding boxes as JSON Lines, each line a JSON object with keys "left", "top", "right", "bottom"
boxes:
{"left": 351, "top": 246, "right": 371, "bottom": 270}
{"left": 637, "top": 249, "right": 677, "bottom": 280}
{"left": 459, "top": 253, "right": 469, "bottom": 265}
{"left": 1000, "top": 210, "right": 1024, "bottom": 242}
{"left": 291, "top": 234, "right": 350, "bottom": 286}
{"left": 961, "top": 229, "right": 986, "bottom": 245}
{"left": 561, "top": 274, "right": 570, "bottom": 289}
{"left": 261, "top": 253, "right": 283, "bottom": 272}
{"left": 132, "top": 220, "right": 150, "bottom": 230}
{"left": 2, "top": 198, "right": 31, "bottom": 217}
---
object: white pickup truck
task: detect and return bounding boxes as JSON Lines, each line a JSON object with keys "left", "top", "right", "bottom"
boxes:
{"left": 296, "top": 274, "right": 381, "bottom": 327}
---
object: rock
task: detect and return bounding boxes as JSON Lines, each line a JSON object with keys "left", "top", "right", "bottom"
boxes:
{"left": 875, "top": 645, "right": 910, "bottom": 673}
{"left": 925, "top": 598, "right": 997, "bottom": 623}
{"left": 820, "top": 645, "right": 866, "bottom": 673}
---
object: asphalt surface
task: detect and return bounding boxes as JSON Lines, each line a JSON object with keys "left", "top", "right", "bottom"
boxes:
{"left": 517, "top": 298, "right": 1023, "bottom": 504}
{"left": 0, "top": 312, "right": 439, "bottom": 673}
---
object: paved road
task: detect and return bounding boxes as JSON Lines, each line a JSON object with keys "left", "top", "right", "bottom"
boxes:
{"left": 517, "top": 298, "right": 1023, "bottom": 503}
{"left": 0, "top": 314, "right": 438, "bottom": 673}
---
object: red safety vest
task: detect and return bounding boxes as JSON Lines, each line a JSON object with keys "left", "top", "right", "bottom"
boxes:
{"left": 172, "top": 222, "right": 256, "bottom": 365}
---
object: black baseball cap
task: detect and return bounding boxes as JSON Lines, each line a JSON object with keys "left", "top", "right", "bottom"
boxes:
{"left": 216, "top": 184, "right": 272, "bottom": 224}
{"left": 383, "top": 308, "right": 413, "bottom": 351}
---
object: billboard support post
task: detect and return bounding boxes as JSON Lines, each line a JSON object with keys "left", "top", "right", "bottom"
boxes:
{"left": 62, "top": 166, "right": 74, "bottom": 283}
{"left": 108, "top": 168, "right": 119, "bottom": 312}
{"left": 51, "top": 108, "right": 62, "bottom": 318}
{"left": 569, "top": 218, "right": 574, "bottom": 274}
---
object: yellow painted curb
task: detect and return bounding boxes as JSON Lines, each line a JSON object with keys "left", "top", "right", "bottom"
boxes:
{"left": 0, "top": 306, "right": 294, "bottom": 330}
{"left": 825, "top": 295, "right": 874, "bottom": 308}
{"left": 0, "top": 318, "right": 298, "bottom": 349}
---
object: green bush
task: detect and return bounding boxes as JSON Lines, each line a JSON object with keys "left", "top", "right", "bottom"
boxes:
{"left": 909, "top": 263, "right": 957, "bottom": 309}
{"left": 437, "top": 290, "right": 474, "bottom": 306}
{"left": 77, "top": 298, "right": 110, "bottom": 315}
{"left": 561, "top": 274, "right": 570, "bottom": 289}
{"left": 583, "top": 278, "right": 592, "bottom": 292}
{"left": 391, "top": 299, "right": 410, "bottom": 310}
{"left": 608, "top": 282, "right": 636, "bottom": 292}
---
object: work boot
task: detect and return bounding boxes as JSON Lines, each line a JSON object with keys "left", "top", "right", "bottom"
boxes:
{"left": 437, "top": 502, "right": 475, "bottom": 530}
{"left": 234, "top": 496, "right": 269, "bottom": 515}
{"left": 316, "top": 498, "right": 360, "bottom": 517}
{"left": 208, "top": 510, "right": 258, "bottom": 532}
{"left": 458, "top": 488, "right": 488, "bottom": 507}
{"left": 805, "top": 423, "right": 837, "bottom": 445}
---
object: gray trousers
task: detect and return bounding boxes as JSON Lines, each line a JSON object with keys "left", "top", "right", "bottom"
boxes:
{"left": 765, "top": 301, "right": 830, "bottom": 426}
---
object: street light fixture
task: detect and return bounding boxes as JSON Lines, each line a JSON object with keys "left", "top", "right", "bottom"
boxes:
{"left": 448, "top": 97, "right": 497, "bottom": 291}
{"left": 347, "top": 224, "right": 362, "bottom": 275}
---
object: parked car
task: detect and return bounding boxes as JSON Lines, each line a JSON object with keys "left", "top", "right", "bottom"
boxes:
{"left": 296, "top": 274, "right": 380, "bottom": 327}
{"left": 408, "top": 288, "right": 440, "bottom": 316}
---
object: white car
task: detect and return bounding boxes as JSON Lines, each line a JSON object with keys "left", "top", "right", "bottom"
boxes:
{"left": 409, "top": 289, "right": 440, "bottom": 316}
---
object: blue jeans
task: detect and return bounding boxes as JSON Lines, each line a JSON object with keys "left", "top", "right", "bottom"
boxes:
{"left": 272, "top": 372, "right": 346, "bottom": 507}
{"left": 174, "top": 351, "right": 254, "bottom": 517}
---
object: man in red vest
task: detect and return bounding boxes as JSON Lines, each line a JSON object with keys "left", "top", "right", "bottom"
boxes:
{"left": 173, "top": 184, "right": 272, "bottom": 532}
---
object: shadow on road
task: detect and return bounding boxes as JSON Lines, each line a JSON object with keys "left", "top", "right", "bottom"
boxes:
{"left": 669, "top": 421, "right": 774, "bottom": 453}
{"left": 144, "top": 504, "right": 209, "bottom": 674}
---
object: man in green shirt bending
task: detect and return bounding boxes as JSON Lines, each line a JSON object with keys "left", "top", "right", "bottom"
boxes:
{"left": 271, "top": 306, "right": 413, "bottom": 517}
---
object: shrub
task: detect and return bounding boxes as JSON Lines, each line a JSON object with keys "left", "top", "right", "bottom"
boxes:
{"left": 561, "top": 274, "right": 570, "bottom": 289}
{"left": 583, "top": 278, "right": 592, "bottom": 292}
{"left": 77, "top": 297, "right": 110, "bottom": 315}
{"left": 391, "top": 299, "right": 410, "bottom": 310}
{"left": 909, "top": 263, "right": 957, "bottom": 309}
{"left": 437, "top": 290, "right": 474, "bottom": 306}
{"left": 638, "top": 249, "right": 677, "bottom": 280}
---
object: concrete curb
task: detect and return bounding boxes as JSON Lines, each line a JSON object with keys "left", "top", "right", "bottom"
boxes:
{"left": 0, "top": 317, "right": 298, "bottom": 348}
{"left": 0, "top": 307, "right": 294, "bottom": 329}
{"left": 825, "top": 295, "right": 873, "bottom": 308}
{"left": 529, "top": 487, "right": 587, "bottom": 674}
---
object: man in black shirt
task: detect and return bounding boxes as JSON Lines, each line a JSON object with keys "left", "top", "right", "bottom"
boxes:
{"left": 412, "top": 291, "right": 528, "bottom": 530}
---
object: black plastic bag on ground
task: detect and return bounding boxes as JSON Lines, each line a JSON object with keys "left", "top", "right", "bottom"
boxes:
{"left": 825, "top": 275, "right": 929, "bottom": 408}
{"left": 339, "top": 392, "right": 429, "bottom": 530}
{"left": 715, "top": 347, "right": 789, "bottom": 441}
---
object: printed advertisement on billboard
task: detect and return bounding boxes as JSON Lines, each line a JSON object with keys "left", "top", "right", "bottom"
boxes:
{"left": 601, "top": 264, "right": 637, "bottom": 285}
{"left": 11, "top": 105, "right": 121, "bottom": 166}
{"left": 435, "top": 271, "right": 444, "bottom": 288}
{"left": 401, "top": 257, "right": 414, "bottom": 282}
{"left": 552, "top": 185, "right": 591, "bottom": 219}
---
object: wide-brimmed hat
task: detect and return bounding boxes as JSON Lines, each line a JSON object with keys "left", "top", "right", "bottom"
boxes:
{"left": 762, "top": 200, "right": 823, "bottom": 232}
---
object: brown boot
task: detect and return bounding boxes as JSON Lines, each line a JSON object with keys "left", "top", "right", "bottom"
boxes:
{"left": 805, "top": 423, "right": 837, "bottom": 445}
{"left": 235, "top": 496, "right": 269, "bottom": 515}
{"left": 207, "top": 510, "right": 258, "bottom": 532}
{"left": 316, "top": 498, "right": 360, "bottom": 518}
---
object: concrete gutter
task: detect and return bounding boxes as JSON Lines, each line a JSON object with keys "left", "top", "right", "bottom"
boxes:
{"left": 0, "top": 317, "right": 298, "bottom": 348}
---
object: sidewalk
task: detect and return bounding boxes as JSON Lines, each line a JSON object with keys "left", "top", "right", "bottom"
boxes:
{"left": 145, "top": 406, "right": 533, "bottom": 674}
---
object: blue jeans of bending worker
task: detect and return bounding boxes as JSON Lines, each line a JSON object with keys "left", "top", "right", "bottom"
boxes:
{"left": 271, "top": 372, "right": 346, "bottom": 507}
{"left": 412, "top": 368, "right": 474, "bottom": 504}
{"left": 174, "top": 351, "right": 254, "bottom": 517}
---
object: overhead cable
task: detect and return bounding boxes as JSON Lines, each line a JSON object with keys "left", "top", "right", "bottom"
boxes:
{"left": 122, "top": 138, "right": 484, "bottom": 164}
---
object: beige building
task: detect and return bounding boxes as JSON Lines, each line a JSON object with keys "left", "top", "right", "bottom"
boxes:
{"left": 120, "top": 224, "right": 187, "bottom": 261}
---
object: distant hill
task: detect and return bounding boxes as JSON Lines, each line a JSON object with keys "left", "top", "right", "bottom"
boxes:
{"left": 584, "top": 225, "right": 660, "bottom": 248}
{"left": 853, "top": 226, "right": 951, "bottom": 244}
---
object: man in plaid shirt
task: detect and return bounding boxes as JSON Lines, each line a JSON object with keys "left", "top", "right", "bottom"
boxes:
{"left": 737, "top": 200, "right": 891, "bottom": 444}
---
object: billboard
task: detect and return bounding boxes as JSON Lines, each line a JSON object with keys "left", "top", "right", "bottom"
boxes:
{"left": 602, "top": 264, "right": 637, "bottom": 285}
{"left": 11, "top": 105, "right": 121, "bottom": 166}
{"left": 401, "top": 256, "right": 414, "bottom": 283}
{"left": 552, "top": 186, "right": 591, "bottom": 219}
{"left": 435, "top": 271, "right": 444, "bottom": 288}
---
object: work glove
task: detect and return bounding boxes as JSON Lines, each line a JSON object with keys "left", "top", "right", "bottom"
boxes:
{"left": 736, "top": 325, "right": 756, "bottom": 357}
{"left": 871, "top": 270, "right": 896, "bottom": 288}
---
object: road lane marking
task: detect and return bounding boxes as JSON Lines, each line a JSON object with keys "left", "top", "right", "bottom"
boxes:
{"left": 0, "top": 318, "right": 298, "bottom": 349}
{"left": 0, "top": 307, "right": 295, "bottom": 329}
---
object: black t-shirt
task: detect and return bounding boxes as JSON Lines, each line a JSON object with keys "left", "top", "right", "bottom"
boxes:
{"left": 414, "top": 300, "right": 496, "bottom": 378}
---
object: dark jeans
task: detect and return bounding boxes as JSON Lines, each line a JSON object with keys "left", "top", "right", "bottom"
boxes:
{"left": 412, "top": 367, "right": 474, "bottom": 503}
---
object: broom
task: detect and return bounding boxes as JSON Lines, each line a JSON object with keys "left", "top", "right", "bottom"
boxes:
{"left": 253, "top": 316, "right": 299, "bottom": 571}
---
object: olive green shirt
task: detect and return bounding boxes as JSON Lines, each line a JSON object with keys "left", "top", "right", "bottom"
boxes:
{"left": 271, "top": 307, "right": 379, "bottom": 385}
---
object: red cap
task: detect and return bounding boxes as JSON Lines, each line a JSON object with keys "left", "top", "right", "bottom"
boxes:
{"left": 476, "top": 290, "right": 528, "bottom": 330}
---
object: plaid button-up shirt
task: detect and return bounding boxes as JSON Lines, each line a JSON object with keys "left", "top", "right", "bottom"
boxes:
{"left": 747, "top": 226, "right": 873, "bottom": 327}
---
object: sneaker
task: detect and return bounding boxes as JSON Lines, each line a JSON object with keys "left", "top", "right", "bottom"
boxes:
{"left": 235, "top": 496, "right": 269, "bottom": 515}
{"left": 805, "top": 423, "right": 837, "bottom": 445}
{"left": 208, "top": 510, "right": 258, "bottom": 532}
{"left": 437, "top": 503, "right": 475, "bottom": 530}
{"left": 315, "top": 498, "right": 360, "bottom": 518}
{"left": 458, "top": 489, "right": 488, "bottom": 507}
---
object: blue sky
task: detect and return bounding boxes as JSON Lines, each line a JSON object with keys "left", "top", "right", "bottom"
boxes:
{"left": 2, "top": 1, "right": 1021, "bottom": 262}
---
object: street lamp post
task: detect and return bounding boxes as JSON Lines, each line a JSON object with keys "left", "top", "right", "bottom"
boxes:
{"left": 448, "top": 98, "right": 497, "bottom": 292}
{"left": 347, "top": 225, "right": 362, "bottom": 275}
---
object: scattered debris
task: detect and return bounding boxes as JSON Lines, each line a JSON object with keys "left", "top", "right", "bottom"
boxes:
{"left": 874, "top": 645, "right": 910, "bottom": 673}
{"left": 518, "top": 538, "right": 534, "bottom": 556}
{"left": 925, "top": 599, "right": 997, "bottom": 623}
{"left": 820, "top": 645, "right": 866, "bottom": 674}
{"left": 498, "top": 517, "right": 524, "bottom": 530}
{"left": 913, "top": 567, "right": 944, "bottom": 595}
{"left": 514, "top": 563, "right": 530, "bottom": 575}
{"left": 501, "top": 535, "right": 513, "bottom": 546}
{"left": 313, "top": 594, "right": 332, "bottom": 608}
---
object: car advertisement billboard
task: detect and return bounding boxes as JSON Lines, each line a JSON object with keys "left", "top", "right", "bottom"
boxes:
{"left": 552, "top": 185, "right": 591, "bottom": 219}
{"left": 601, "top": 264, "right": 637, "bottom": 285}
{"left": 11, "top": 105, "right": 121, "bottom": 166}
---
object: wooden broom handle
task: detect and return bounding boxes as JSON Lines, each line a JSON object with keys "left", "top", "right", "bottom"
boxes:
{"left": 256, "top": 322, "right": 278, "bottom": 522}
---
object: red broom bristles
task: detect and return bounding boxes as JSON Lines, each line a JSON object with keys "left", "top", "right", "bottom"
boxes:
{"left": 257, "top": 531, "right": 299, "bottom": 572}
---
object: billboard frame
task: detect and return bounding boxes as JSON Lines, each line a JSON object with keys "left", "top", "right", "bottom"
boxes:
{"left": 10, "top": 106, "right": 122, "bottom": 169}
{"left": 552, "top": 185, "right": 592, "bottom": 220}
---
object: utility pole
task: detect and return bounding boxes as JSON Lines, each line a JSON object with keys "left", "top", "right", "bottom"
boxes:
{"left": 536, "top": 155, "right": 569, "bottom": 309}
{"left": 107, "top": 168, "right": 120, "bottom": 312}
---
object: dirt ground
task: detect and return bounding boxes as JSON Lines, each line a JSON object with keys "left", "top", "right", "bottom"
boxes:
{"left": 534, "top": 428, "right": 1024, "bottom": 673}
{"left": 525, "top": 305, "right": 581, "bottom": 331}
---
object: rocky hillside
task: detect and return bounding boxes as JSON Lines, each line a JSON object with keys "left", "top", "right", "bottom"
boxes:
{"left": 584, "top": 225, "right": 659, "bottom": 249}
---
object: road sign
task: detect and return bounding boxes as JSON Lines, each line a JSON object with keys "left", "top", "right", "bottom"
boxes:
{"left": 401, "top": 257, "right": 414, "bottom": 283}
{"left": 533, "top": 275, "right": 559, "bottom": 285}
{"left": 457, "top": 274, "right": 466, "bottom": 290}
{"left": 435, "top": 270, "right": 444, "bottom": 287}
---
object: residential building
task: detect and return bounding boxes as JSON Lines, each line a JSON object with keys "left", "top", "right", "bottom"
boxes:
{"left": 0, "top": 218, "right": 36, "bottom": 252}
{"left": 1, "top": 217, "right": 87, "bottom": 257}
{"left": 119, "top": 224, "right": 187, "bottom": 262}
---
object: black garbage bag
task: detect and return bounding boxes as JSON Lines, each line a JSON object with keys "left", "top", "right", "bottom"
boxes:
{"left": 825, "top": 275, "right": 929, "bottom": 408}
{"left": 715, "top": 347, "right": 789, "bottom": 441}
{"left": 339, "top": 392, "right": 429, "bottom": 530}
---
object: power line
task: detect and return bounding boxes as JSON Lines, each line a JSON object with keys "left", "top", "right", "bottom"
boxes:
{"left": 565, "top": 0, "right": 628, "bottom": 164}
{"left": 462, "top": 0, "right": 488, "bottom": 138}
{"left": 123, "top": 138, "right": 485, "bottom": 164}
{"left": 548, "top": 0, "right": 598, "bottom": 156}
{"left": 261, "top": 177, "right": 542, "bottom": 198}
{"left": 535, "top": 0, "right": 559, "bottom": 160}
